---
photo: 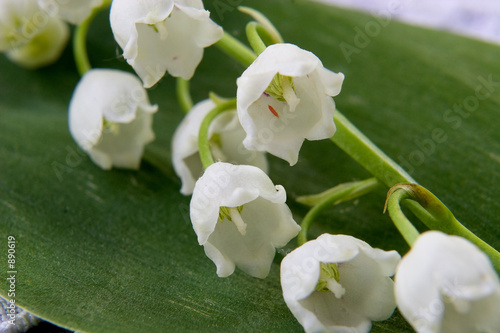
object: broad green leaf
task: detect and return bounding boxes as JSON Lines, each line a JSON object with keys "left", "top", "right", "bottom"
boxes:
{"left": 1, "top": 0, "right": 499, "bottom": 332}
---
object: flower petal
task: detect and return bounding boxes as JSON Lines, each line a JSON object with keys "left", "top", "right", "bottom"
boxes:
{"left": 38, "top": 0, "right": 104, "bottom": 25}
{"left": 281, "top": 234, "right": 399, "bottom": 333}
{"left": 395, "top": 231, "right": 500, "bottom": 333}
{"left": 190, "top": 162, "right": 300, "bottom": 278}
{"left": 237, "top": 43, "right": 344, "bottom": 165}
{"left": 69, "top": 69, "right": 158, "bottom": 170}
{"left": 110, "top": 0, "right": 222, "bottom": 87}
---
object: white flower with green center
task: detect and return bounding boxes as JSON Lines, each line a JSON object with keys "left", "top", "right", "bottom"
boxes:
{"left": 395, "top": 231, "right": 500, "bottom": 333}
{"left": 0, "top": 0, "right": 69, "bottom": 69}
{"left": 190, "top": 162, "right": 301, "bottom": 278}
{"left": 109, "top": 0, "right": 223, "bottom": 88}
{"left": 281, "top": 234, "right": 400, "bottom": 333}
{"left": 38, "top": 0, "right": 104, "bottom": 25}
{"left": 69, "top": 69, "right": 158, "bottom": 170}
{"left": 236, "top": 43, "right": 345, "bottom": 166}
{"left": 172, "top": 99, "right": 269, "bottom": 195}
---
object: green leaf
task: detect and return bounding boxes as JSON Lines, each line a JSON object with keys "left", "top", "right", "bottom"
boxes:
{"left": 1, "top": 0, "right": 499, "bottom": 332}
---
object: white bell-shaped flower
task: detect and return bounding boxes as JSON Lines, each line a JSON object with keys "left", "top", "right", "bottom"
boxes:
{"left": 172, "top": 99, "right": 269, "bottom": 195}
{"left": 395, "top": 231, "right": 500, "bottom": 333}
{"left": 69, "top": 69, "right": 158, "bottom": 170}
{"left": 0, "top": 0, "right": 69, "bottom": 69}
{"left": 236, "top": 43, "right": 344, "bottom": 166}
{"left": 281, "top": 234, "right": 401, "bottom": 333}
{"left": 190, "top": 162, "right": 301, "bottom": 278}
{"left": 110, "top": 0, "right": 223, "bottom": 88}
{"left": 38, "top": 0, "right": 104, "bottom": 25}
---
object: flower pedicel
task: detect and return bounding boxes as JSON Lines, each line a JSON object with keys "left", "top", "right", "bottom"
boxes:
{"left": 172, "top": 99, "right": 269, "bottom": 195}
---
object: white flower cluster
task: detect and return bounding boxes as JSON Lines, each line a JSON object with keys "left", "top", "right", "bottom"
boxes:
{"left": 281, "top": 231, "right": 500, "bottom": 333}
{"left": 175, "top": 42, "right": 345, "bottom": 278}
{"left": 6, "top": 1, "right": 499, "bottom": 332}
{"left": 67, "top": 0, "right": 224, "bottom": 170}
{"left": 167, "top": 35, "right": 344, "bottom": 280}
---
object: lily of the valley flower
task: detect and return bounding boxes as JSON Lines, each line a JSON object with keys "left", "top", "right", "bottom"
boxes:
{"left": 110, "top": 0, "right": 223, "bottom": 88}
{"left": 395, "top": 231, "right": 500, "bottom": 333}
{"left": 190, "top": 162, "right": 300, "bottom": 278}
{"left": 236, "top": 43, "right": 345, "bottom": 166}
{"left": 38, "top": 0, "right": 104, "bottom": 25}
{"left": 172, "top": 99, "right": 269, "bottom": 195}
{"left": 69, "top": 69, "right": 158, "bottom": 170}
{"left": 0, "top": 0, "right": 69, "bottom": 69}
{"left": 281, "top": 234, "right": 400, "bottom": 333}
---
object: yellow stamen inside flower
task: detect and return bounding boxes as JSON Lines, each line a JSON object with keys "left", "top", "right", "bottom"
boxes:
{"left": 218, "top": 206, "right": 246, "bottom": 235}
{"left": 103, "top": 119, "right": 119, "bottom": 135}
{"left": 150, "top": 21, "right": 168, "bottom": 40}
{"left": 264, "top": 73, "right": 296, "bottom": 102}
{"left": 315, "top": 262, "right": 345, "bottom": 298}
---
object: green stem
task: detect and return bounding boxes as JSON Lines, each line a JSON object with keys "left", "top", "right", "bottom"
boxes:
{"left": 73, "top": 17, "right": 92, "bottom": 76}
{"left": 331, "top": 110, "right": 416, "bottom": 186}
{"left": 390, "top": 184, "right": 500, "bottom": 273}
{"left": 332, "top": 110, "right": 499, "bottom": 271}
{"left": 331, "top": 110, "right": 431, "bottom": 228}
{"left": 176, "top": 78, "right": 193, "bottom": 113}
{"left": 238, "top": 6, "right": 283, "bottom": 44}
{"left": 215, "top": 32, "right": 257, "bottom": 68}
{"left": 73, "top": 1, "right": 111, "bottom": 76}
{"left": 296, "top": 178, "right": 380, "bottom": 206}
{"left": 384, "top": 189, "right": 420, "bottom": 246}
{"left": 297, "top": 178, "right": 378, "bottom": 246}
{"left": 198, "top": 99, "right": 237, "bottom": 169}
{"left": 245, "top": 22, "right": 267, "bottom": 55}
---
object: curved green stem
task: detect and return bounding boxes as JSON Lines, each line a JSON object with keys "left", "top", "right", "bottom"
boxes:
{"left": 297, "top": 178, "right": 379, "bottom": 246}
{"left": 387, "top": 184, "right": 500, "bottom": 273}
{"left": 245, "top": 22, "right": 267, "bottom": 55}
{"left": 331, "top": 110, "right": 416, "bottom": 186}
{"left": 198, "top": 99, "right": 237, "bottom": 170}
{"left": 215, "top": 32, "right": 257, "bottom": 68}
{"left": 73, "top": 1, "right": 111, "bottom": 76}
{"left": 176, "top": 78, "right": 193, "bottom": 113}
{"left": 331, "top": 110, "right": 431, "bottom": 228}
{"left": 384, "top": 188, "right": 420, "bottom": 247}
{"left": 238, "top": 6, "right": 283, "bottom": 44}
{"left": 332, "top": 110, "right": 499, "bottom": 271}
{"left": 73, "top": 17, "right": 92, "bottom": 76}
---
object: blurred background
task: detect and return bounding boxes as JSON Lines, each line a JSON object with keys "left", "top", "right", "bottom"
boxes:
{"left": 315, "top": 0, "right": 500, "bottom": 45}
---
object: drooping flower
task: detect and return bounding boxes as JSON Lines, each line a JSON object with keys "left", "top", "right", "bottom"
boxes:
{"left": 395, "top": 231, "right": 500, "bottom": 333}
{"left": 0, "top": 0, "right": 69, "bottom": 69}
{"left": 69, "top": 69, "right": 158, "bottom": 170}
{"left": 172, "top": 99, "right": 269, "bottom": 195}
{"left": 190, "top": 162, "right": 301, "bottom": 278}
{"left": 236, "top": 43, "right": 345, "bottom": 166}
{"left": 280, "top": 234, "right": 400, "bottom": 333}
{"left": 38, "top": 0, "right": 104, "bottom": 25}
{"left": 109, "top": 0, "right": 223, "bottom": 88}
